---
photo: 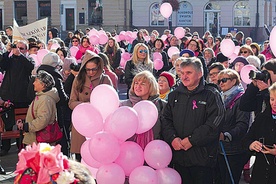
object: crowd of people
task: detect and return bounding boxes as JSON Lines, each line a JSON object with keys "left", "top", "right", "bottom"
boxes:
{"left": 0, "top": 25, "right": 274, "bottom": 184}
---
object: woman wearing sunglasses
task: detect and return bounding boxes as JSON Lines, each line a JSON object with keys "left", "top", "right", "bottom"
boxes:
{"left": 238, "top": 45, "right": 254, "bottom": 58}
{"left": 217, "top": 69, "right": 250, "bottom": 184}
{"left": 124, "top": 43, "right": 153, "bottom": 98}
{"left": 69, "top": 50, "right": 112, "bottom": 161}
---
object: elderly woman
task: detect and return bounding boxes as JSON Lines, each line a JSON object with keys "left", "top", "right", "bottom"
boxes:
{"left": 69, "top": 50, "right": 112, "bottom": 161}
{"left": 16, "top": 70, "right": 60, "bottom": 145}
{"left": 158, "top": 71, "right": 175, "bottom": 101}
{"left": 243, "top": 82, "right": 276, "bottom": 184}
{"left": 124, "top": 43, "right": 153, "bottom": 97}
{"left": 121, "top": 70, "right": 166, "bottom": 149}
{"left": 203, "top": 47, "right": 216, "bottom": 67}
{"left": 217, "top": 69, "right": 250, "bottom": 184}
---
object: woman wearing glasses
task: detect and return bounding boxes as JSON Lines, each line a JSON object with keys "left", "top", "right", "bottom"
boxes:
{"left": 242, "top": 82, "right": 276, "bottom": 184}
{"left": 69, "top": 50, "right": 112, "bottom": 161}
{"left": 124, "top": 43, "right": 153, "bottom": 98}
{"left": 217, "top": 69, "right": 250, "bottom": 184}
{"left": 238, "top": 45, "right": 254, "bottom": 58}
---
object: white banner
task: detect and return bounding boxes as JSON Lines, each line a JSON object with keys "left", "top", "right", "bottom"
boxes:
{"left": 12, "top": 18, "right": 48, "bottom": 43}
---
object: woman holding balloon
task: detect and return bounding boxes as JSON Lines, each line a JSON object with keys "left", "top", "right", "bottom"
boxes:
{"left": 75, "top": 36, "right": 99, "bottom": 60}
{"left": 121, "top": 70, "right": 166, "bottom": 149}
{"left": 152, "top": 38, "right": 169, "bottom": 76}
{"left": 68, "top": 50, "right": 112, "bottom": 161}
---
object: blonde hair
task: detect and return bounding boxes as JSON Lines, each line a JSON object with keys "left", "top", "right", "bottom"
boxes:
{"left": 130, "top": 71, "right": 159, "bottom": 97}
{"left": 218, "top": 68, "right": 241, "bottom": 85}
{"left": 131, "top": 43, "right": 152, "bottom": 65}
{"left": 269, "top": 82, "right": 276, "bottom": 94}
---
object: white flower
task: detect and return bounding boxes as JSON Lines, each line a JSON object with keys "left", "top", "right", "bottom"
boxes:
{"left": 56, "top": 170, "right": 75, "bottom": 184}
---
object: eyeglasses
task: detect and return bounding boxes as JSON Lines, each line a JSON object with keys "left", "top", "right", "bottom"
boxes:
{"left": 218, "top": 78, "right": 231, "bottom": 84}
{"left": 215, "top": 40, "right": 219, "bottom": 42}
{"left": 240, "top": 50, "right": 248, "bottom": 54}
{"left": 209, "top": 72, "right": 219, "bottom": 77}
{"left": 85, "top": 67, "right": 98, "bottom": 72}
{"left": 139, "top": 49, "right": 148, "bottom": 53}
{"left": 72, "top": 40, "right": 79, "bottom": 42}
{"left": 18, "top": 47, "right": 25, "bottom": 50}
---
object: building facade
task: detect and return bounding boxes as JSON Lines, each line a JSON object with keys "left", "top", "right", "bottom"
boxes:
{"left": 0, "top": 0, "right": 274, "bottom": 42}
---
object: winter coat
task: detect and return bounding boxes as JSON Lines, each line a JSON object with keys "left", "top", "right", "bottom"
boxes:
{"left": 243, "top": 107, "right": 276, "bottom": 184}
{"left": 69, "top": 50, "right": 113, "bottom": 153}
{"left": 220, "top": 93, "right": 250, "bottom": 155}
{"left": 0, "top": 52, "right": 34, "bottom": 105}
{"left": 23, "top": 88, "right": 60, "bottom": 145}
{"left": 161, "top": 79, "right": 225, "bottom": 167}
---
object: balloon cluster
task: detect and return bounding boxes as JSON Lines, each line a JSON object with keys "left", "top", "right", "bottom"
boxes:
{"left": 220, "top": 39, "right": 239, "bottom": 63}
{"left": 72, "top": 84, "right": 181, "bottom": 184}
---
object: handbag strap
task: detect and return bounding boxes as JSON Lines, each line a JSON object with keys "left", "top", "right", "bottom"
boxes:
{"left": 31, "top": 101, "right": 35, "bottom": 119}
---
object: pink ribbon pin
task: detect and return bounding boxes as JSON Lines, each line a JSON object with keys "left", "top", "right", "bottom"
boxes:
{"left": 192, "top": 100, "right": 198, "bottom": 110}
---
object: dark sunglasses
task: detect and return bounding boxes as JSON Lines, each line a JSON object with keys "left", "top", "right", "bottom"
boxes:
{"left": 240, "top": 50, "right": 248, "bottom": 54}
{"left": 72, "top": 40, "right": 79, "bottom": 42}
{"left": 218, "top": 78, "right": 231, "bottom": 84}
{"left": 18, "top": 47, "right": 25, "bottom": 50}
{"left": 215, "top": 40, "right": 219, "bottom": 42}
{"left": 139, "top": 49, "right": 148, "bottom": 53}
{"left": 85, "top": 67, "right": 98, "bottom": 72}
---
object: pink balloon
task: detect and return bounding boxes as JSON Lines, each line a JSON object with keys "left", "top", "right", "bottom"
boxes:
{"left": 0, "top": 72, "right": 4, "bottom": 82}
{"left": 120, "top": 48, "right": 125, "bottom": 53}
{"left": 89, "top": 131, "right": 120, "bottom": 164}
{"left": 161, "top": 35, "right": 167, "bottom": 41}
{"left": 153, "top": 52, "right": 162, "bottom": 60}
{"left": 144, "top": 36, "right": 150, "bottom": 42}
{"left": 120, "top": 57, "right": 127, "bottom": 68}
{"left": 122, "top": 52, "right": 132, "bottom": 60}
{"left": 160, "top": 3, "right": 173, "bottom": 19}
{"left": 156, "top": 168, "right": 182, "bottom": 184}
{"left": 240, "top": 64, "right": 257, "bottom": 84}
{"left": 167, "top": 46, "right": 180, "bottom": 58}
{"left": 50, "top": 43, "right": 60, "bottom": 50}
{"left": 99, "top": 34, "right": 108, "bottom": 45}
{"left": 37, "top": 49, "right": 49, "bottom": 63}
{"left": 106, "top": 107, "right": 138, "bottom": 141}
{"left": 154, "top": 59, "right": 164, "bottom": 71}
{"left": 129, "top": 166, "right": 158, "bottom": 184}
{"left": 96, "top": 163, "right": 125, "bottom": 184}
{"left": 90, "top": 35, "right": 100, "bottom": 45}
{"left": 270, "top": 26, "right": 276, "bottom": 56}
{"left": 220, "top": 39, "right": 235, "bottom": 57}
{"left": 115, "top": 141, "right": 144, "bottom": 176}
{"left": 29, "top": 54, "right": 40, "bottom": 67}
{"left": 90, "top": 84, "right": 120, "bottom": 120}
{"left": 119, "top": 31, "right": 126, "bottom": 41}
{"left": 81, "top": 140, "right": 102, "bottom": 168}
{"left": 88, "top": 28, "right": 99, "bottom": 37}
{"left": 133, "top": 100, "right": 158, "bottom": 134}
{"left": 174, "top": 27, "right": 185, "bottom": 39}
{"left": 131, "top": 31, "right": 138, "bottom": 39}
{"left": 72, "top": 103, "right": 103, "bottom": 138}
{"left": 98, "top": 29, "right": 106, "bottom": 35}
{"left": 81, "top": 159, "right": 98, "bottom": 179}
{"left": 234, "top": 46, "right": 241, "bottom": 55}
{"left": 70, "top": 46, "right": 79, "bottom": 57}
{"left": 114, "top": 35, "right": 121, "bottom": 42}
{"left": 144, "top": 140, "right": 172, "bottom": 169}
{"left": 229, "top": 53, "right": 238, "bottom": 64}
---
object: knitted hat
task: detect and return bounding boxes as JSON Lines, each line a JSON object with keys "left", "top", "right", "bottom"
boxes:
{"left": 42, "top": 52, "right": 63, "bottom": 68}
{"left": 232, "top": 56, "right": 249, "bottom": 66}
{"left": 36, "top": 70, "right": 55, "bottom": 88}
{"left": 216, "top": 52, "right": 229, "bottom": 63}
{"left": 180, "top": 49, "right": 195, "bottom": 57}
{"left": 159, "top": 71, "right": 176, "bottom": 88}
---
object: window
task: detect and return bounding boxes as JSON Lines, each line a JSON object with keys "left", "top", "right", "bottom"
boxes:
{"left": 14, "top": 1, "right": 27, "bottom": 26}
{"left": 150, "top": 3, "right": 165, "bottom": 26}
{"left": 177, "top": 1, "right": 193, "bottom": 26}
{"left": 234, "top": 1, "right": 250, "bottom": 26}
{"left": 88, "top": 0, "right": 103, "bottom": 25}
{"left": 38, "top": 1, "right": 51, "bottom": 26}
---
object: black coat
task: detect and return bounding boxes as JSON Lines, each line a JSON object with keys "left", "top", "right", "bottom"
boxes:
{"left": 161, "top": 79, "right": 225, "bottom": 167}
{"left": 243, "top": 107, "right": 276, "bottom": 184}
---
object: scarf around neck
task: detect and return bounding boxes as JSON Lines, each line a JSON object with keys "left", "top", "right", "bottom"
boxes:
{"left": 223, "top": 85, "right": 244, "bottom": 109}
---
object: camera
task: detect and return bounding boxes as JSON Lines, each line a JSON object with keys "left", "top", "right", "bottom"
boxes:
{"left": 10, "top": 43, "right": 17, "bottom": 48}
{"left": 70, "top": 63, "right": 81, "bottom": 72}
{"left": 249, "top": 70, "right": 270, "bottom": 83}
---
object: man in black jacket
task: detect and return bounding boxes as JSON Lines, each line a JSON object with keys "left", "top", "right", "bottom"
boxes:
{"left": 161, "top": 57, "right": 225, "bottom": 184}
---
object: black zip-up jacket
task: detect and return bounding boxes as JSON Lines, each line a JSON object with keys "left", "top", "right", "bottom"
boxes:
{"left": 161, "top": 78, "right": 225, "bottom": 167}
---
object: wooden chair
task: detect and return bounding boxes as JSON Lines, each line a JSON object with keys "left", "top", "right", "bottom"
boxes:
{"left": 0, "top": 107, "right": 28, "bottom": 140}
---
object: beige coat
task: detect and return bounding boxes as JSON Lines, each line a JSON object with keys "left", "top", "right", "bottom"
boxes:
{"left": 23, "top": 88, "right": 60, "bottom": 145}
{"left": 69, "top": 50, "right": 112, "bottom": 153}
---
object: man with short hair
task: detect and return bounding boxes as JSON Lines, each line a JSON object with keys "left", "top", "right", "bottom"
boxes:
{"left": 161, "top": 57, "right": 225, "bottom": 184}
{"left": 5, "top": 26, "right": 13, "bottom": 42}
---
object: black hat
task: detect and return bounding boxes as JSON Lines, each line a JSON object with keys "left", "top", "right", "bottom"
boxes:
{"left": 216, "top": 52, "right": 229, "bottom": 63}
